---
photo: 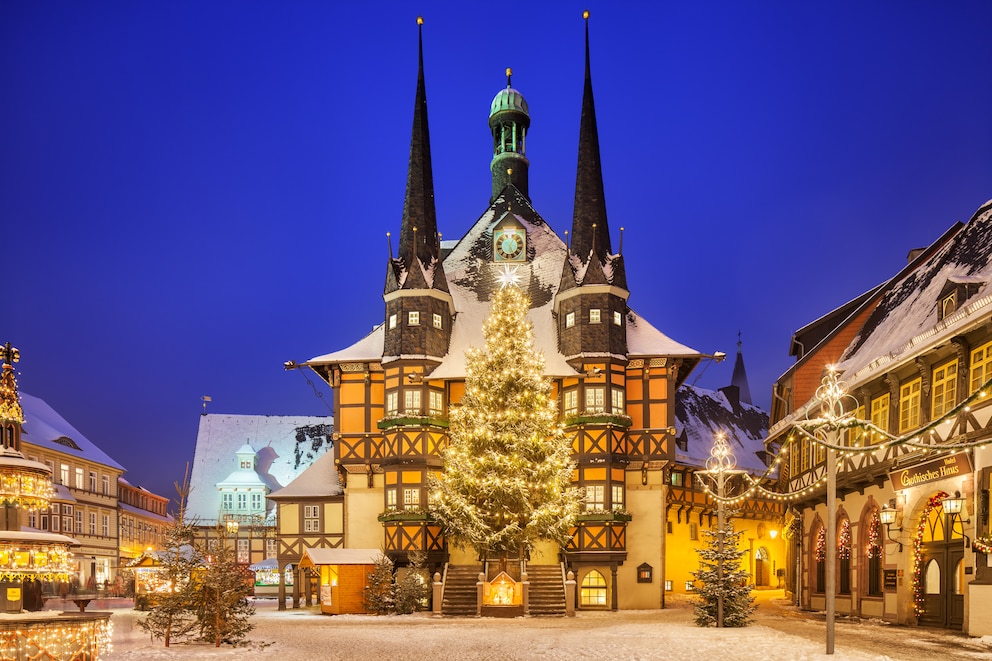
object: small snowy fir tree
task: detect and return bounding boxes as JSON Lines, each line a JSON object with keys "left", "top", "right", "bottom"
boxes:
{"left": 138, "top": 469, "right": 202, "bottom": 646}
{"left": 393, "top": 550, "right": 431, "bottom": 615}
{"left": 430, "top": 270, "right": 579, "bottom": 563}
{"left": 691, "top": 513, "right": 756, "bottom": 627}
{"left": 195, "top": 523, "right": 255, "bottom": 646}
{"left": 363, "top": 552, "right": 395, "bottom": 615}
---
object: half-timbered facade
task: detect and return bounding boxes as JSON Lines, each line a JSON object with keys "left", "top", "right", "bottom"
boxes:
{"left": 766, "top": 199, "right": 992, "bottom": 635}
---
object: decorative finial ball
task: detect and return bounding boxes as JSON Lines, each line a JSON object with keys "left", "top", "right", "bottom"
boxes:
{"left": 506, "top": 67, "right": 512, "bottom": 78}
{"left": 417, "top": 16, "right": 424, "bottom": 25}
{"left": 583, "top": 10, "right": 590, "bottom": 20}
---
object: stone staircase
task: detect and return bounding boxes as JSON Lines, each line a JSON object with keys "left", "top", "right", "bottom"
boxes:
{"left": 524, "top": 564, "right": 566, "bottom": 616}
{"left": 440, "top": 564, "right": 481, "bottom": 617}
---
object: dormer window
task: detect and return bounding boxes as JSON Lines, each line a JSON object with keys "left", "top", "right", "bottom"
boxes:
{"left": 938, "top": 277, "right": 984, "bottom": 321}
{"left": 940, "top": 292, "right": 956, "bottom": 320}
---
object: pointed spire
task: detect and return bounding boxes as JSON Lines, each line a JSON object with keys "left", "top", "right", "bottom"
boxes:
{"left": 570, "top": 10, "right": 612, "bottom": 266}
{"left": 390, "top": 16, "right": 445, "bottom": 293}
{"left": 730, "top": 332, "right": 753, "bottom": 406}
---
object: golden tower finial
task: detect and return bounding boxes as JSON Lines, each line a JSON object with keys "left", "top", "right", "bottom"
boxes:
{"left": 506, "top": 67, "right": 513, "bottom": 86}
{"left": 583, "top": 9, "right": 590, "bottom": 20}
{"left": 417, "top": 16, "right": 424, "bottom": 25}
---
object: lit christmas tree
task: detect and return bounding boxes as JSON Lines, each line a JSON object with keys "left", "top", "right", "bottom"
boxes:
{"left": 691, "top": 513, "right": 756, "bottom": 627}
{"left": 430, "top": 266, "right": 579, "bottom": 564}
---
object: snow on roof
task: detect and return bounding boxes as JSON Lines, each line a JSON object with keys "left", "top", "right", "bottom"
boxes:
{"left": 625, "top": 310, "right": 701, "bottom": 358}
{"left": 120, "top": 501, "right": 172, "bottom": 524}
{"left": 429, "top": 198, "right": 578, "bottom": 378}
{"left": 0, "top": 529, "right": 78, "bottom": 546}
{"left": 309, "top": 188, "right": 700, "bottom": 375}
{"left": 267, "top": 450, "right": 341, "bottom": 500}
{"left": 307, "top": 324, "right": 384, "bottom": 366}
{"left": 186, "top": 414, "right": 333, "bottom": 522}
{"left": 216, "top": 467, "right": 268, "bottom": 489}
{"left": 837, "top": 200, "right": 992, "bottom": 384}
{"left": 52, "top": 483, "right": 76, "bottom": 503}
{"left": 249, "top": 557, "right": 279, "bottom": 571}
{"left": 299, "top": 547, "right": 381, "bottom": 567}
{"left": 18, "top": 391, "right": 125, "bottom": 471}
{"left": 675, "top": 385, "right": 770, "bottom": 475}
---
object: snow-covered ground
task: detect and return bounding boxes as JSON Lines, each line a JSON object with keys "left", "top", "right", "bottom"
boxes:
{"left": 97, "top": 591, "right": 992, "bottom": 661}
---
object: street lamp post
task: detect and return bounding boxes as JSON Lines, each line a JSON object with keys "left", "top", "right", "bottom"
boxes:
{"left": 797, "top": 366, "right": 858, "bottom": 656}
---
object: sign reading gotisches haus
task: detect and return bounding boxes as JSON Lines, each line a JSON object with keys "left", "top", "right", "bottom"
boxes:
{"left": 889, "top": 452, "right": 973, "bottom": 490}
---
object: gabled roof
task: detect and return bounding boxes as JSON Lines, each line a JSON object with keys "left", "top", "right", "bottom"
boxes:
{"left": 18, "top": 392, "right": 125, "bottom": 471}
{"left": 838, "top": 200, "right": 992, "bottom": 382}
{"left": 675, "top": 384, "right": 770, "bottom": 475}
{"left": 774, "top": 219, "right": 966, "bottom": 386}
{"left": 267, "top": 450, "right": 342, "bottom": 500}
{"left": 308, "top": 185, "right": 699, "bottom": 376}
{"left": 186, "top": 414, "right": 333, "bottom": 522}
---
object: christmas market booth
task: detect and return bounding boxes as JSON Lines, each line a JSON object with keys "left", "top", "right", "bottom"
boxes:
{"left": 299, "top": 548, "right": 379, "bottom": 615}
{"left": 248, "top": 557, "right": 292, "bottom": 598}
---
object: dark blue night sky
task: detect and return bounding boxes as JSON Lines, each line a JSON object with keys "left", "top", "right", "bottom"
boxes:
{"left": 3, "top": 1, "right": 991, "bottom": 500}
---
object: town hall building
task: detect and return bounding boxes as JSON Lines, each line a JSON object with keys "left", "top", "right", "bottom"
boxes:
{"left": 279, "top": 15, "right": 783, "bottom": 613}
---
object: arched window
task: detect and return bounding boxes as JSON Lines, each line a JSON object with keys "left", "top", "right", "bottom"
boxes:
{"left": 580, "top": 570, "right": 608, "bottom": 607}
{"left": 925, "top": 559, "right": 941, "bottom": 595}
{"left": 838, "top": 518, "right": 851, "bottom": 595}
{"left": 865, "top": 509, "right": 883, "bottom": 596}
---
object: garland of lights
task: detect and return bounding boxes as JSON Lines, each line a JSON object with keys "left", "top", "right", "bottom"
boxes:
{"left": 974, "top": 536, "right": 992, "bottom": 555}
{"left": 814, "top": 527, "right": 826, "bottom": 563}
{"left": 912, "top": 492, "right": 948, "bottom": 618}
{"left": 866, "top": 510, "right": 881, "bottom": 560}
{"left": 0, "top": 617, "right": 112, "bottom": 659}
{"left": 695, "top": 371, "right": 992, "bottom": 505}
{"left": 838, "top": 519, "right": 851, "bottom": 561}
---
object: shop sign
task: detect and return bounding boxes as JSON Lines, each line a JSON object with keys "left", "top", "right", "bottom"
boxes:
{"left": 883, "top": 570, "right": 897, "bottom": 589}
{"left": 890, "top": 452, "right": 973, "bottom": 489}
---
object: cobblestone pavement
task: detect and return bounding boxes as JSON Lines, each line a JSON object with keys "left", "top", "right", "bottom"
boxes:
{"left": 743, "top": 589, "right": 992, "bottom": 660}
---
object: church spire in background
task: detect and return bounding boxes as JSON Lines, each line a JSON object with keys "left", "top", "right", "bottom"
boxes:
{"left": 730, "top": 331, "right": 753, "bottom": 406}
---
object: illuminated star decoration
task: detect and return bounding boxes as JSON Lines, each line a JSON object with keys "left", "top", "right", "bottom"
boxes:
{"left": 496, "top": 264, "right": 522, "bottom": 289}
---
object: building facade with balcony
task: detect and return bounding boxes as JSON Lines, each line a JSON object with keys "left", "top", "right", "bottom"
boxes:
{"left": 766, "top": 199, "right": 992, "bottom": 634}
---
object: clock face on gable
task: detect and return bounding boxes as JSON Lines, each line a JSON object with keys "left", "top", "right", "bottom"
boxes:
{"left": 493, "top": 227, "right": 526, "bottom": 262}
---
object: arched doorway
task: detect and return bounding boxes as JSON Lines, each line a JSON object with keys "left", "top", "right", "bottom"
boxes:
{"left": 754, "top": 547, "right": 769, "bottom": 586}
{"left": 918, "top": 494, "right": 965, "bottom": 629}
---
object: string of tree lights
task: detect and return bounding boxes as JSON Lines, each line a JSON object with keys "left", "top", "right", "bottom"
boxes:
{"left": 694, "top": 367, "right": 992, "bottom": 505}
